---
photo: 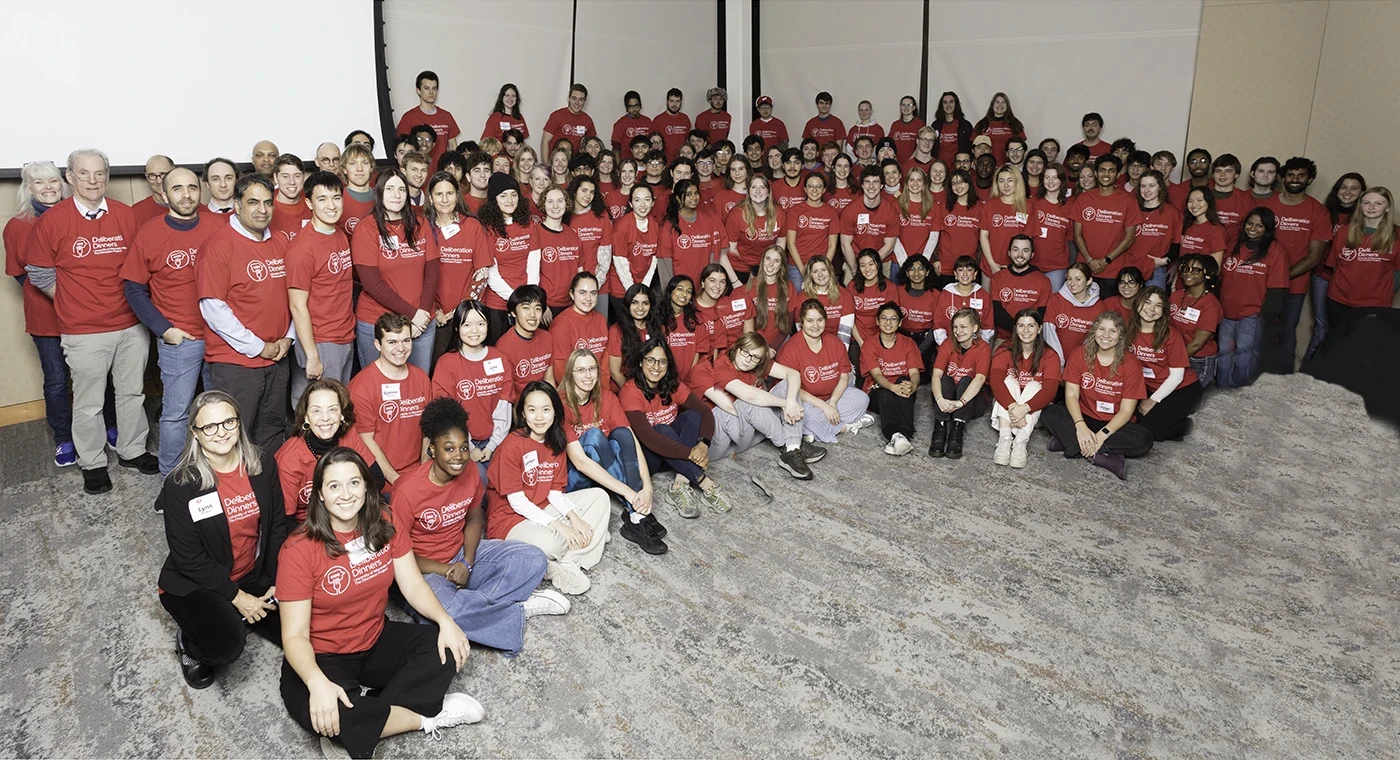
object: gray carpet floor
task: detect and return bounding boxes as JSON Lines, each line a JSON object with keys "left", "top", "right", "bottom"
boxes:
{"left": 1, "top": 374, "right": 1395, "bottom": 758}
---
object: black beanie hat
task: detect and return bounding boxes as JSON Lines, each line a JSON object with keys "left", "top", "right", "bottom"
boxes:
{"left": 487, "top": 171, "right": 520, "bottom": 201}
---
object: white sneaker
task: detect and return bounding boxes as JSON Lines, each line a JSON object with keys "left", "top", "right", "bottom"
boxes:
{"left": 883, "top": 438, "right": 896, "bottom": 455}
{"left": 422, "top": 692, "right": 485, "bottom": 739}
{"left": 1009, "top": 440, "right": 1029, "bottom": 469}
{"left": 890, "top": 433, "right": 914, "bottom": 456}
{"left": 548, "top": 561, "right": 591, "bottom": 595}
{"left": 523, "top": 588, "right": 571, "bottom": 617}
{"left": 993, "top": 434, "right": 1012, "bottom": 466}
{"left": 846, "top": 413, "right": 876, "bottom": 435}
{"left": 320, "top": 737, "right": 351, "bottom": 759}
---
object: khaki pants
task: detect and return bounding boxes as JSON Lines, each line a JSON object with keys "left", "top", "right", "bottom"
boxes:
{"left": 505, "top": 487, "right": 612, "bottom": 570}
{"left": 61, "top": 325, "right": 150, "bottom": 469}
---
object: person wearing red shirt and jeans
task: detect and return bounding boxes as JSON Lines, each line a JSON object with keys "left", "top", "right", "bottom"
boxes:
{"left": 122, "top": 167, "right": 220, "bottom": 477}
{"left": 27, "top": 149, "right": 158, "bottom": 494}
{"left": 1217, "top": 208, "right": 1288, "bottom": 388}
{"left": 286, "top": 171, "right": 356, "bottom": 409}
{"left": 1073, "top": 155, "right": 1140, "bottom": 298}
{"left": 197, "top": 174, "right": 296, "bottom": 453}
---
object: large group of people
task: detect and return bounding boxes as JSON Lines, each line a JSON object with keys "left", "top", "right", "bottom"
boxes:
{"left": 5, "top": 70, "right": 1395, "bottom": 758}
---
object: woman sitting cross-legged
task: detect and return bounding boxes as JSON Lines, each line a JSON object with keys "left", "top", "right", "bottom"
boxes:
{"left": 485, "top": 381, "right": 613, "bottom": 595}
{"left": 861, "top": 302, "right": 923, "bottom": 456}
{"left": 619, "top": 337, "right": 735, "bottom": 518}
{"left": 557, "top": 348, "right": 667, "bottom": 555}
{"left": 391, "top": 398, "right": 569, "bottom": 659}
{"left": 157, "top": 391, "right": 286, "bottom": 690}
{"left": 772, "top": 298, "right": 875, "bottom": 442}
{"left": 989, "top": 309, "right": 1061, "bottom": 469}
{"left": 703, "top": 331, "right": 824, "bottom": 480}
{"left": 277, "top": 447, "right": 477, "bottom": 760}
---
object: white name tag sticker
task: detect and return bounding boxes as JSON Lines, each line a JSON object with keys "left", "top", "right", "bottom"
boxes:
{"left": 969, "top": 298, "right": 984, "bottom": 309}
{"left": 381, "top": 383, "right": 401, "bottom": 401}
{"left": 1016, "top": 213, "right": 1028, "bottom": 225}
{"left": 1095, "top": 400, "right": 1116, "bottom": 414}
{"left": 1040, "top": 226, "right": 1049, "bottom": 238}
{"left": 300, "top": 219, "right": 309, "bottom": 228}
{"left": 731, "top": 298, "right": 747, "bottom": 311}
{"left": 857, "top": 213, "right": 871, "bottom": 225}
{"left": 442, "top": 223, "right": 460, "bottom": 239}
{"left": 188, "top": 492, "right": 223, "bottom": 522}
{"left": 500, "top": 121, "right": 512, "bottom": 131}
{"left": 522, "top": 450, "right": 539, "bottom": 471}
{"left": 345, "top": 536, "right": 372, "bottom": 566}
{"left": 1182, "top": 307, "right": 1201, "bottom": 322}
{"left": 483, "top": 358, "right": 504, "bottom": 375}
{"left": 1142, "top": 367, "right": 1156, "bottom": 379}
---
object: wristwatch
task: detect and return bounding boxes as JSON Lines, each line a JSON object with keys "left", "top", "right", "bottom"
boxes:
{"left": 699, "top": 437, "right": 711, "bottom": 446}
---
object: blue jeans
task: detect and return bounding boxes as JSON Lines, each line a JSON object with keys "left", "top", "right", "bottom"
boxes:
{"left": 1189, "top": 355, "right": 1217, "bottom": 388}
{"left": 1147, "top": 265, "right": 1169, "bottom": 291}
{"left": 1277, "top": 292, "right": 1306, "bottom": 373}
{"left": 32, "top": 335, "right": 116, "bottom": 447}
{"left": 156, "top": 338, "right": 207, "bottom": 476}
{"left": 472, "top": 437, "right": 491, "bottom": 487}
{"left": 400, "top": 541, "right": 547, "bottom": 657}
{"left": 567, "top": 427, "right": 642, "bottom": 506}
{"left": 786, "top": 264, "right": 805, "bottom": 292}
{"left": 1043, "top": 269, "right": 1067, "bottom": 293}
{"left": 640, "top": 409, "right": 705, "bottom": 486}
{"left": 356, "top": 319, "right": 435, "bottom": 374}
{"left": 1216, "top": 315, "right": 1261, "bottom": 388}
{"left": 1304, "top": 274, "right": 1330, "bottom": 360}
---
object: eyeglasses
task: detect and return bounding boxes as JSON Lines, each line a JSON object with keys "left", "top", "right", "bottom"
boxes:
{"left": 877, "top": 314, "right": 901, "bottom": 323}
{"left": 574, "top": 365, "right": 598, "bottom": 375}
{"left": 195, "top": 417, "right": 240, "bottom": 436}
{"left": 145, "top": 171, "right": 169, "bottom": 182}
{"left": 1181, "top": 266, "right": 1206, "bottom": 274}
{"left": 74, "top": 170, "right": 108, "bottom": 182}
{"left": 642, "top": 356, "right": 668, "bottom": 368}
{"left": 737, "top": 349, "right": 763, "bottom": 363}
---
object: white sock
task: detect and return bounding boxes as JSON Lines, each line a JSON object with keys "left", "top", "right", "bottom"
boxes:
{"left": 785, "top": 442, "right": 800, "bottom": 451}
{"left": 628, "top": 511, "right": 644, "bottom": 524}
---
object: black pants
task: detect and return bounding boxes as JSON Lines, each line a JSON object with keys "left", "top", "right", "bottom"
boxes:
{"left": 1137, "top": 381, "right": 1203, "bottom": 442}
{"left": 485, "top": 306, "right": 513, "bottom": 346}
{"left": 280, "top": 620, "right": 457, "bottom": 760}
{"left": 1041, "top": 404, "right": 1154, "bottom": 457}
{"left": 870, "top": 384, "right": 916, "bottom": 439}
{"left": 159, "top": 577, "right": 281, "bottom": 666}
{"left": 1094, "top": 276, "right": 1119, "bottom": 299}
{"left": 933, "top": 376, "right": 989, "bottom": 422}
{"left": 733, "top": 266, "right": 758, "bottom": 286}
{"left": 901, "top": 329, "right": 935, "bottom": 382}
{"left": 208, "top": 358, "right": 289, "bottom": 451}
{"left": 1324, "top": 298, "right": 1352, "bottom": 345}
{"left": 430, "top": 312, "right": 457, "bottom": 374}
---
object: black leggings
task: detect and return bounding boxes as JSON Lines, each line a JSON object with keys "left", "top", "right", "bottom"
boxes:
{"left": 485, "top": 306, "right": 513, "bottom": 346}
{"left": 1137, "top": 381, "right": 1203, "bottom": 442}
{"left": 280, "top": 620, "right": 457, "bottom": 760}
{"left": 1041, "top": 404, "right": 1154, "bottom": 457}
{"left": 870, "top": 384, "right": 916, "bottom": 439}
{"left": 1094, "top": 276, "right": 1120, "bottom": 299}
{"left": 159, "top": 577, "right": 281, "bottom": 666}
{"left": 933, "top": 375, "right": 989, "bottom": 422}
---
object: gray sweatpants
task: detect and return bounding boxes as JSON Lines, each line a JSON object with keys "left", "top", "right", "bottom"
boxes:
{"left": 710, "top": 399, "right": 801, "bottom": 458}
{"left": 769, "top": 380, "right": 870, "bottom": 443}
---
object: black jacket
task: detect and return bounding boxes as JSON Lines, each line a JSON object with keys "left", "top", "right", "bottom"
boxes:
{"left": 157, "top": 451, "right": 287, "bottom": 600}
{"left": 934, "top": 118, "right": 974, "bottom": 160}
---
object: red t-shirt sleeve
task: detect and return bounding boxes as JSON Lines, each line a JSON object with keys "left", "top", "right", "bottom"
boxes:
{"left": 275, "top": 538, "right": 315, "bottom": 602}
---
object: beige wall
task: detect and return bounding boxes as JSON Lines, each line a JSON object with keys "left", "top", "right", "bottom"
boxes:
{"left": 1188, "top": 0, "right": 1400, "bottom": 196}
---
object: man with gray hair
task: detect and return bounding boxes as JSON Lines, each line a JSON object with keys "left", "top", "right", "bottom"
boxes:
{"left": 27, "top": 148, "right": 159, "bottom": 494}
{"left": 131, "top": 154, "right": 174, "bottom": 226}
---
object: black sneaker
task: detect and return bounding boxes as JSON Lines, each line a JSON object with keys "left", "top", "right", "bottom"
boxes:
{"left": 177, "top": 631, "right": 216, "bottom": 689}
{"left": 620, "top": 518, "right": 668, "bottom": 555}
{"left": 778, "top": 448, "right": 814, "bottom": 480}
{"left": 119, "top": 452, "right": 160, "bottom": 475}
{"left": 638, "top": 513, "right": 667, "bottom": 539}
{"left": 82, "top": 467, "right": 112, "bottom": 495}
{"left": 799, "top": 440, "right": 827, "bottom": 463}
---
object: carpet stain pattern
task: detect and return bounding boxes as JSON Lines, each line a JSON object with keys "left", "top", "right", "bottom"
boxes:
{"left": 0, "top": 375, "right": 1395, "bottom": 758}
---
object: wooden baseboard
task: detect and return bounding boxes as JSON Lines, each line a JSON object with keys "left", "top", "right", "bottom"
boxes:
{"left": 0, "top": 400, "right": 45, "bottom": 427}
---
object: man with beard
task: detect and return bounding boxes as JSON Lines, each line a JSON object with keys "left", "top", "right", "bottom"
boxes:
{"left": 251, "top": 140, "right": 278, "bottom": 176}
{"left": 652, "top": 88, "right": 691, "bottom": 160}
{"left": 1169, "top": 148, "right": 1212, "bottom": 211}
{"left": 1265, "top": 157, "right": 1333, "bottom": 373}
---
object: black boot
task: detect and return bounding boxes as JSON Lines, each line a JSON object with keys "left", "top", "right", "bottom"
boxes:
{"left": 928, "top": 419, "right": 948, "bottom": 457}
{"left": 945, "top": 419, "right": 966, "bottom": 459}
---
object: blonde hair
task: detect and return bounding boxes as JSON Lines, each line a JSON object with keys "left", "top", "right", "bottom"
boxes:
{"left": 750, "top": 246, "right": 792, "bottom": 335}
{"left": 1347, "top": 187, "right": 1395, "bottom": 255}
{"left": 740, "top": 175, "right": 779, "bottom": 236}
{"left": 478, "top": 137, "right": 503, "bottom": 156}
{"left": 512, "top": 146, "right": 540, "bottom": 186}
{"left": 557, "top": 349, "right": 603, "bottom": 426}
{"left": 994, "top": 164, "right": 1027, "bottom": 215}
{"left": 1082, "top": 311, "right": 1129, "bottom": 375}
{"left": 14, "top": 161, "right": 69, "bottom": 220}
{"left": 898, "top": 167, "right": 933, "bottom": 217}
{"left": 170, "top": 391, "right": 263, "bottom": 490}
{"left": 802, "top": 255, "right": 840, "bottom": 298}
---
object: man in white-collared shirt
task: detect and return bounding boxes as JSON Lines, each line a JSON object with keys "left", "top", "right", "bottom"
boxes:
{"left": 201, "top": 157, "right": 239, "bottom": 218}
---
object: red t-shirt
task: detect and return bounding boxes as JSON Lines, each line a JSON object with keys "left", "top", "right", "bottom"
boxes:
{"left": 431, "top": 216, "right": 491, "bottom": 313}
{"left": 561, "top": 391, "right": 630, "bottom": 440}
{"left": 1180, "top": 221, "right": 1226, "bottom": 258}
{"left": 718, "top": 188, "right": 748, "bottom": 219}
{"left": 122, "top": 216, "right": 220, "bottom": 339}
{"left": 933, "top": 285, "right": 994, "bottom": 337}
{"left": 978, "top": 197, "right": 1032, "bottom": 268}
{"left": 130, "top": 196, "right": 167, "bottom": 228}
{"left": 543, "top": 107, "right": 597, "bottom": 150}
{"left": 862, "top": 332, "right": 923, "bottom": 390}
{"left": 537, "top": 224, "right": 584, "bottom": 308}
{"left": 1119, "top": 204, "right": 1182, "bottom": 279}
{"left": 935, "top": 338, "right": 991, "bottom": 382}
{"left": 195, "top": 224, "right": 292, "bottom": 367}
{"left": 1220, "top": 245, "right": 1288, "bottom": 319}
{"left": 664, "top": 318, "right": 706, "bottom": 384}
{"left": 975, "top": 120, "right": 1022, "bottom": 165}
{"left": 724, "top": 206, "right": 784, "bottom": 271}
{"left": 285, "top": 226, "right": 355, "bottom": 345}
{"left": 803, "top": 115, "right": 846, "bottom": 144}
{"left": 547, "top": 307, "right": 608, "bottom": 379}
{"left": 350, "top": 217, "right": 439, "bottom": 322}
{"left": 697, "top": 294, "right": 755, "bottom": 352}
{"left": 485, "top": 432, "right": 567, "bottom": 539}
{"left": 570, "top": 212, "right": 612, "bottom": 274}
{"left": 887, "top": 117, "right": 925, "bottom": 162}
{"left": 609, "top": 214, "right": 663, "bottom": 297}
{"left": 990, "top": 346, "right": 1062, "bottom": 412}
{"left": 660, "top": 209, "right": 728, "bottom": 285}
{"left": 1167, "top": 289, "right": 1222, "bottom": 357}
{"left": 1073, "top": 190, "right": 1142, "bottom": 261}
{"left": 619, "top": 379, "right": 692, "bottom": 427}
{"left": 1129, "top": 330, "right": 1199, "bottom": 391}
{"left": 276, "top": 507, "right": 411, "bottom": 654}
{"left": 846, "top": 122, "right": 885, "bottom": 148}
{"left": 1032, "top": 198, "right": 1074, "bottom": 272}
{"left": 603, "top": 187, "right": 633, "bottom": 221}
{"left": 610, "top": 115, "right": 653, "bottom": 152}
{"left": 393, "top": 460, "right": 484, "bottom": 564}
{"left": 775, "top": 333, "right": 850, "bottom": 397}
{"left": 990, "top": 269, "right": 1052, "bottom": 333}
{"left": 28, "top": 199, "right": 139, "bottom": 335}
{"left": 1074, "top": 140, "right": 1112, "bottom": 159}
{"left": 217, "top": 465, "right": 262, "bottom": 581}
{"left": 653, "top": 111, "right": 692, "bottom": 158}
{"left": 840, "top": 197, "right": 901, "bottom": 260}
{"left": 1065, "top": 350, "right": 1147, "bottom": 422}
{"left": 825, "top": 185, "right": 858, "bottom": 214}
{"left": 481, "top": 220, "right": 538, "bottom": 309}
{"left": 4, "top": 215, "right": 59, "bottom": 336}
{"left": 269, "top": 199, "right": 311, "bottom": 243}
{"left": 933, "top": 120, "right": 962, "bottom": 160}
{"left": 940, "top": 203, "right": 983, "bottom": 261}
{"left": 1265, "top": 195, "right": 1333, "bottom": 295}
{"left": 348, "top": 361, "right": 431, "bottom": 472}
{"left": 1044, "top": 292, "right": 1105, "bottom": 358}
{"left": 495, "top": 328, "right": 554, "bottom": 399}
{"left": 430, "top": 348, "right": 509, "bottom": 442}
{"left": 771, "top": 178, "right": 806, "bottom": 211}
{"left": 1324, "top": 227, "right": 1400, "bottom": 308}
{"left": 896, "top": 201, "right": 942, "bottom": 260}
{"left": 784, "top": 202, "right": 839, "bottom": 265}
{"left": 481, "top": 111, "right": 528, "bottom": 142}
{"left": 1212, "top": 189, "right": 1256, "bottom": 248}
{"left": 849, "top": 282, "right": 895, "bottom": 343}
{"left": 340, "top": 190, "right": 374, "bottom": 239}
{"left": 274, "top": 434, "right": 377, "bottom": 523}
{"left": 797, "top": 288, "right": 853, "bottom": 338}
{"left": 748, "top": 117, "right": 788, "bottom": 146}
{"left": 748, "top": 279, "right": 796, "bottom": 346}
{"left": 398, "top": 105, "right": 462, "bottom": 169}
{"left": 696, "top": 110, "right": 732, "bottom": 143}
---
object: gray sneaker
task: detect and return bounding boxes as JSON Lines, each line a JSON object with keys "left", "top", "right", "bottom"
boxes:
{"left": 670, "top": 486, "right": 701, "bottom": 518}
{"left": 799, "top": 439, "right": 827, "bottom": 463}
{"left": 700, "top": 484, "right": 734, "bottom": 513}
{"left": 778, "top": 448, "right": 814, "bottom": 480}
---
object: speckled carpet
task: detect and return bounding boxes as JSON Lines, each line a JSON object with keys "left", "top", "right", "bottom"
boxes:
{"left": 1, "top": 374, "right": 1395, "bottom": 758}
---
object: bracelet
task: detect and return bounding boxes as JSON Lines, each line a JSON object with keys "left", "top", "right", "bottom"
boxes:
{"left": 1074, "top": 419, "right": 1088, "bottom": 427}
{"left": 462, "top": 560, "right": 474, "bottom": 573}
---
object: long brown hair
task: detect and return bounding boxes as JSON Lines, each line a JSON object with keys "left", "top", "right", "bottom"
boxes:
{"left": 740, "top": 175, "right": 779, "bottom": 236}
{"left": 557, "top": 348, "right": 603, "bottom": 427}
{"left": 1009, "top": 308, "right": 1048, "bottom": 375}
{"left": 1126, "top": 286, "right": 1171, "bottom": 350}
{"left": 750, "top": 246, "right": 792, "bottom": 335}
{"left": 1083, "top": 311, "right": 1129, "bottom": 375}
{"left": 295, "top": 447, "right": 395, "bottom": 558}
